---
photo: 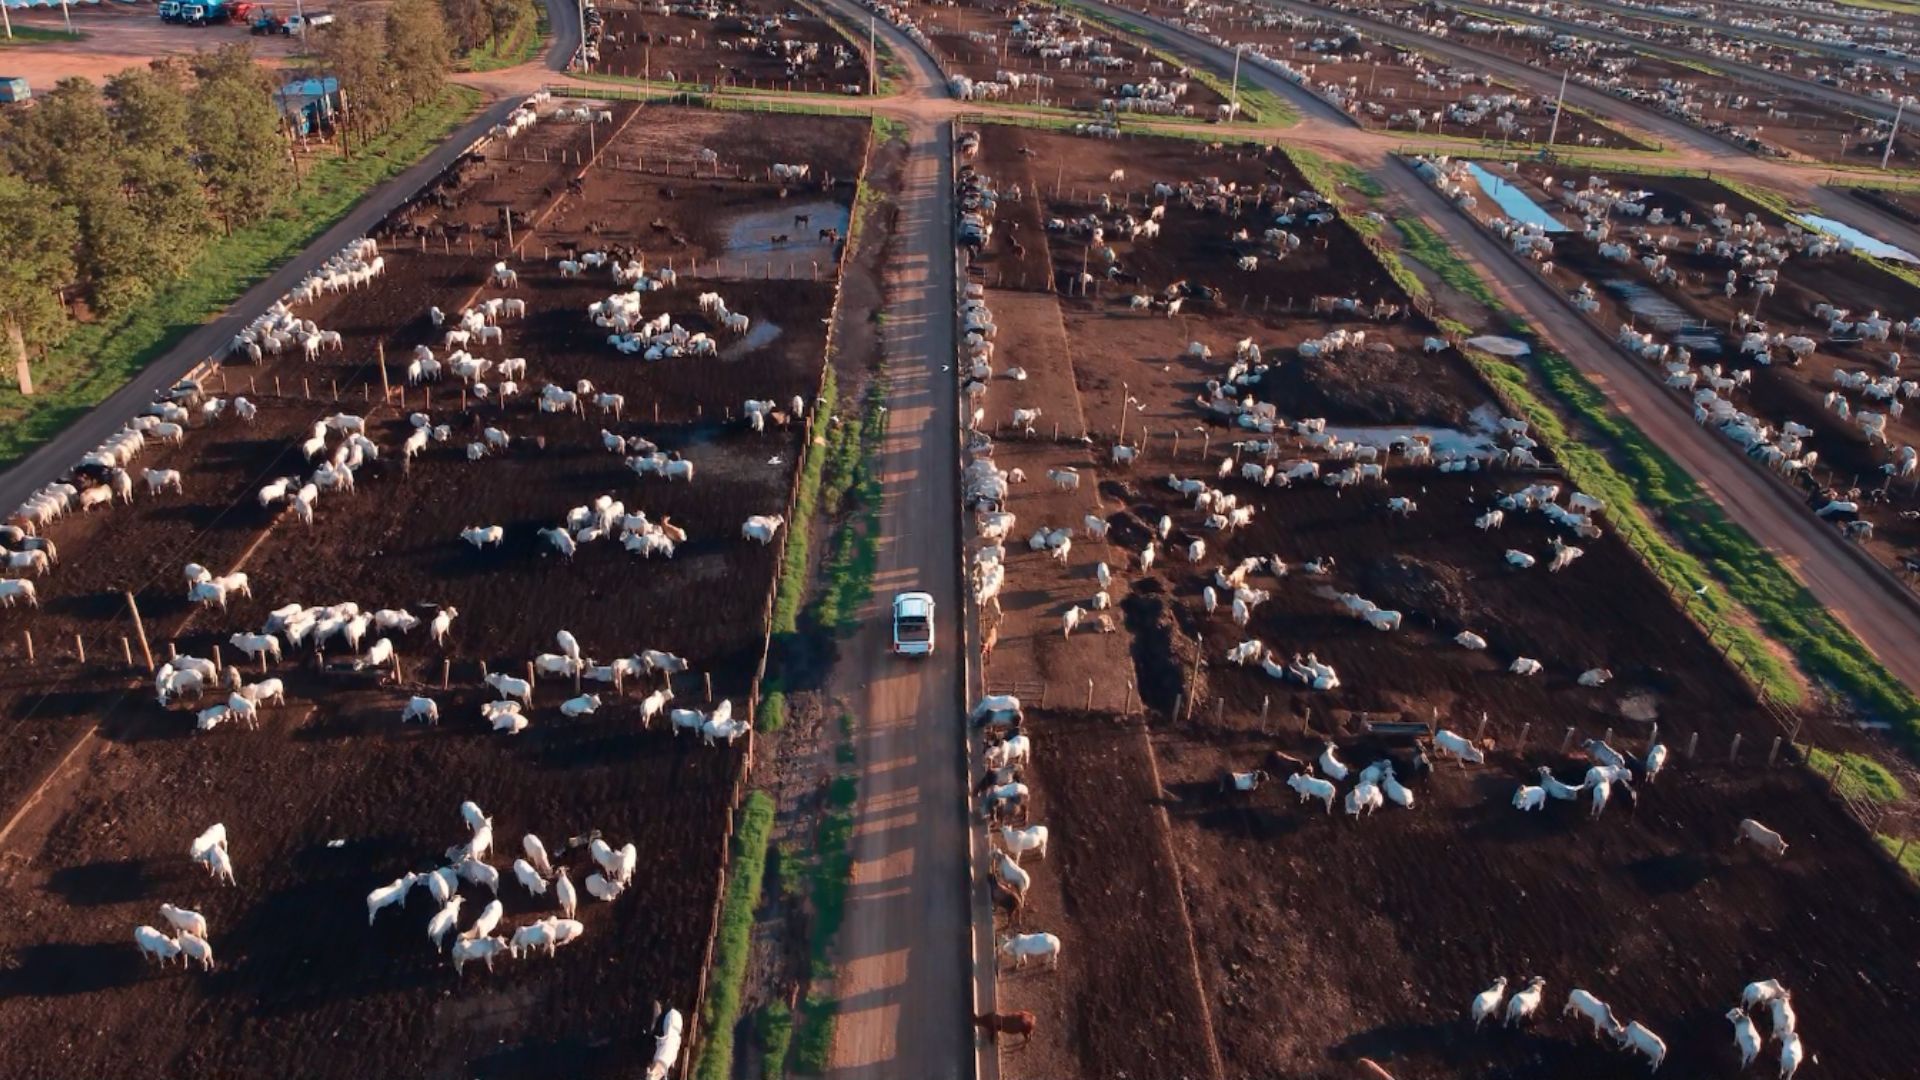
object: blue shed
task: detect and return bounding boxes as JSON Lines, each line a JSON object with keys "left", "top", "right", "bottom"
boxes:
{"left": 274, "top": 76, "right": 340, "bottom": 134}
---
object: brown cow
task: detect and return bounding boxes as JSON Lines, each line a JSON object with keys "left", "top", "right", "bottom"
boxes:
{"left": 972, "top": 1010, "right": 1036, "bottom": 1045}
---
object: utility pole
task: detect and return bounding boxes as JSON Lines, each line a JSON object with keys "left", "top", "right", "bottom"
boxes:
{"left": 1, "top": 2, "right": 10, "bottom": 39}
{"left": 1230, "top": 43, "right": 1243, "bottom": 119}
{"left": 59, "top": 0, "right": 71, "bottom": 35}
{"left": 1884, "top": 96, "right": 1908, "bottom": 171}
{"left": 1545, "top": 67, "right": 1569, "bottom": 150}
{"left": 869, "top": 14, "right": 876, "bottom": 92}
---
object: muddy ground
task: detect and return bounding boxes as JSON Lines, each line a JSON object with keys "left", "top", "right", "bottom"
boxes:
{"left": 967, "top": 120, "right": 1920, "bottom": 1080}
{"left": 0, "top": 101, "right": 868, "bottom": 1079}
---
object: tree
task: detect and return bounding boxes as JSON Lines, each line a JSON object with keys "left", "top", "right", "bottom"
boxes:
{"left": 108, "top": 63, "right": 211, "bottom": 281}
{"left": 189, "top": 46, "right": 292, "bottom": 230}
{"left": 387, "top": 0, "right": 453, "bottom": 108}
{"left": 440, "top": 0, "right": 490, "bottom": 53}
{"left": 0, "top": 175, "right": 80, "bottom": 395}
{"left": 4, "top": 78, "right": 155, "bottom": 317}
{"left": 319, "top": 14, "right": 398, "bottom": 147}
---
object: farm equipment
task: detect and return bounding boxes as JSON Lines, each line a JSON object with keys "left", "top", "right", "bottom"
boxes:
{"left": 178, "top": 0, "right": 235, "bottom": 25}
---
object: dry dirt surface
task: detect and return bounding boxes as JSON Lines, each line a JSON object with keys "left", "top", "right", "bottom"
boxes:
{"left": 922, "top": 0, "right": 1230, "bottom": 115}
{"left": 0, "top": 2, "right": 309, "bottom": 85}
{"left": 594, "top": 0, "right": 869, "bottom": 92}
{"left": 0, "top": 102, "right": 871, "bottom": 1079}
{"left": 964, "top": 120, "right": 1920, "bottom": 1080}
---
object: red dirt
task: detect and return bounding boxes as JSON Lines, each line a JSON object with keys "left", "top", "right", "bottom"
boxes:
{"left": 969, "top": 120, "right": 1920, "bottom": 1080}
{"left": 0, "top": 101, "right": 867, "bottom": 1078}
{"left": 596, "top": 0, "right": 870, "bottom": 92}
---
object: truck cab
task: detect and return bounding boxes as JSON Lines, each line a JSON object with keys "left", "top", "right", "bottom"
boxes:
{"left": 891, "top": 592, "right": 935, "bottom": 657}
{"left": 158, "top": 0, "right": 184, "bottom": 20}
{"left": 181, "top": 0, "right": 231, "bottom": 25}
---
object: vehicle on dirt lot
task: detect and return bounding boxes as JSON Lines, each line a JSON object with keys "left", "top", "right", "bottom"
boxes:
{"left": 893, "top": 592, "right": 935, "bottom": 656}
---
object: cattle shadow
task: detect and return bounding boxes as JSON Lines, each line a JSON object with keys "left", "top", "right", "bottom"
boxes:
{"left": 0, "top": 942, "right": 144, "bottom": 998}
{"left": 47, "top": 858, "right": 152, "bottom": 906}
{"left": 8, "top": 687, "right": 118, "bottom": 721}
{"left": 468, "top": 1036, "right": 614, "bottom": 1079}
{"left": 1625, "top": 851, "right": 1715, "bottom": 895}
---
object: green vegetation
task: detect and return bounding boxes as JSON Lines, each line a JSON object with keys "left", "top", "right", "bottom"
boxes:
{"left": 1337, "top": 164, "right": 1386, "bottom": 199}
{"left": 1470, "top": 345, "right": 1799, "bottom": 702}
{"left": 0, "top": 25, "right": 85, "bottom": 45}
{"left": 774, "top": 366, "right": 838, "bottom": 635}
{"left": 693, "top": 791, "right": 777, "bottom": 1080}
{"left": 757, "top": 1001, "right": 795, "bottom": 1080}
{"left": 1397, "top": 216, "right": 1500, "bottom": 308}
{"left": 1523, "top": 342, "right": 1920, "bottom": 735}
{"left": 871, "top": 114, "right": 907, "bottom": 144}
{"left": 0, "top": 85, "right": 480, "bottom": 469}
{"left": 461, "top": 0, "right": 546, "bottom": 72}
{"left": 1878, "top": 833, "right": 1920, "bottom": 875}
{"left": 813, "top": 382, "right": 888, "bottom": 633}
{"left": 1808, "top": 748, "right": 1907, "bottom": 805}
{"left": 757, "top": 685, "right": 788, "bottom": 733}
{"left": 792, "top": 994, "right": 840, "bottom": 1075}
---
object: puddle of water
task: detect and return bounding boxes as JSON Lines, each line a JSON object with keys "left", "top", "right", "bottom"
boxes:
{"left": 1801, "top": 213, "right": 1920, "bottom": 263}
{"left": 1324, "top": 424, "right": 1501, "bottom": 459}
{"left": 721, "top": 320, "right": 782, "bottom": 360}
{"left": 1465, "top": 335, "right": 1530, "bottom": 357}
{"left": 721, "top": 199, "right": 851, "bottom": 261}
{"left": 1602, "top": 279, "right": 1722, "bottom": 353}
{"left": 1466, "top": 162, "right": 1568, "bottom": 233}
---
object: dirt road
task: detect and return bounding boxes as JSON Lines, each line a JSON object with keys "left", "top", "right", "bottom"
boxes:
{"left": 813, "top": 9, "right": 976, "bottom": 1078}
{"left": 823, "top": 119, "right": 972, "bottom": 1079}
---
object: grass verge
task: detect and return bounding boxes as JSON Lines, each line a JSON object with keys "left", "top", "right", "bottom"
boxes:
{"left": 1521, "top": 335, "right": 1920, "bottom": 737}
{"left": 809, "top": 769, "right": 857, "bottom": 981}
{"left": 1878, "top": 833, "right": 1920, "bottom": 874}
{"left": 1808, "top": 747, "right": 1907, "bottom": 804}
{"left": 792, "top": 994, "right": 840, "bottom": 1074}
{"left": 1397, "top": 216, "right": 1500, "bottom": 309}
{"left": 1467, "top": 346, "right": 1800, "bottom": 704}
{"left": 693, "top": 790, "right": 777, "bottom": 1080}
{"left": 812, "top": 381, "right": 887, "bottom": 632}
{"left": 757, "top": 684, "right": 788, "bottom": 733}
{"left": 0, "top": 25, "right": 84, "bottom": 45}
{"left": 0, "top": 85, "right": 482, "bottom": 470}
{"left": 756, "top": 1001, "right": 794, "bottom": 1080}
{"left": 773, "top": 366, "right": 838, "bottom": 635}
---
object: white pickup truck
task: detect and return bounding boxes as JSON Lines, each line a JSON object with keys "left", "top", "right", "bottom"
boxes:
{"left": 892, "top": 592, "right": 935, "bottom": 656}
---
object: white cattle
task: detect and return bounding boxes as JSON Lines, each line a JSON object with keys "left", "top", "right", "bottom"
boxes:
{"left": 999, "top": 824, "right": 1049, "bottom": 861}
{"left": 1736, "top": 818, "right": 1788, "bottom": 856}
{"left": 1433, "top": 728, "right": 1488, "bottom": 764}
{"left": 1618, "top": 1021, "right": 1666, "bottom": 1071}
{"left": 1565, "top": 988, "right": 1623, "bottom": 1040}
{"left": 401, "top": 696, "right": 440, "bottom": 725}
{"left": 742, "top": 515, "right": 786, "bottom": 544}
{"left": 997, "top": 932, "right": 1062, "bottom": 970}
{"left": 1287, "top": 772, "right": 1337, "bottom": 812}
{"left": 135, "top": 925, "right": 182, "bottom": 966}
{"left": 367, "top": 874, "right": 419, "bottom": 925}
{"left": 1471, "top": 977, "right": 1508, "bottom": 1028}
{"left": 1513, "top": 784, "right": 1546, "bottom": 811}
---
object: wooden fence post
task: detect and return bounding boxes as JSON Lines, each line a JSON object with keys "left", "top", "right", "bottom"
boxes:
{"left": 121, "top": 636, "right": 133, "bottom": 668}
{"left": 1560, "top": 726, "right": 1575, "bottom": 752}
{"left": 1517, "top": 722, "right": 1530, "bottom": 747}
{"left": 1686, "top": 731, "right": 1700, "bottom": 758}
{"left": 1086, "top": 678, "right": 1095, "bottom": 712}
{"left": 1767, "top": 736, "right": 1782, "bottom": 766}
{"left": 1728, "top": 733, "right": 1743, "bottom": 762}
{"left": 442, "top": 660, "right": 452, "bottom": 691}
{"left": 22, "top": 631, "right": 33, "bottom": 664}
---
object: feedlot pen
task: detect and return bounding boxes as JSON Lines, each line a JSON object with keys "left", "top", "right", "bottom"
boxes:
{"left": 0, "top": 101, "right": 871, "bottom": 1079}
{"left": 959, "top": 122, "right": 1920, "bottom": 1080}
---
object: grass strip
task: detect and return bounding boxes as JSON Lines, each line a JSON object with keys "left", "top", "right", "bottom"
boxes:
{"left": 1525, "top": 342, "right": 1920, "bottom": 732}
{"left": 1396, "top": 215, "right": 1500, "bottom": 309}
{"left": 774, "top": 366, "right": 838, "bottom": 635}
{"left": 813, "top": 382, "right": 887, "bottom": 632}
{"left": 809, "top": 775, "right": 857, "bottom": 981}
{"left": 0, "top": 85, "right": 481, "bottom": 470}
{"left": 1808, "top": 747, "right": 1907, "bottom": 804}
{"left": 693, "top": 790, "right": 777, "bottom": 1080}
{"left": 1467, "top": 346, "right": 1800, "bottom": 704}
{"left": 0, "top": 25, "right": 84, "bottom": 45}
{"left": 1878, "top": 833, "right": 1920, "bottom": 874}
{"left": 757, "top": 1000, "right": 794, "bottom": 1080}
{"left": 757, "top": 684, "right": 787, "bottom": 733}
{"left": 791, "top": 994, "right": 840, "bottom": 1075}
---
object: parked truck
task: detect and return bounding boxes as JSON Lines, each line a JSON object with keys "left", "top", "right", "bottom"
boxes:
{"left": 178, "top": 0, "right": 235, "bottom": 25}
{"left": 282, "top": 11, "right": 333, "bottom": 33}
